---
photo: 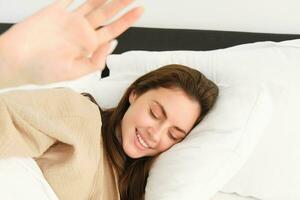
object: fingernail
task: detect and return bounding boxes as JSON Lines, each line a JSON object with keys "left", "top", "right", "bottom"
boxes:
{"left": 107, "top": 39, "right": 118, "bottom": 55}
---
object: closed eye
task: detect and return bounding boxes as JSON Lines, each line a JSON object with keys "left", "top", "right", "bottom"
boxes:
{"left": 150, "top": 108, "right": 181, "bottom": 141}
{"left": 150, "top": 109, "right": 158, "bottom": 120}
{"left": 168, "top": 132, "right": 178, "bottom": 141}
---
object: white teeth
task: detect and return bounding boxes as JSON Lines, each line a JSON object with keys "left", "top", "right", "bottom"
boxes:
{"left": 136, "top": 132, "right": 149, "bottom": 148}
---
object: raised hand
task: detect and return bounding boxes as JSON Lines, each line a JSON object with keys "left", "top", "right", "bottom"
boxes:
{"left": 0, "top": 0, "right": 143, "bottom": 87}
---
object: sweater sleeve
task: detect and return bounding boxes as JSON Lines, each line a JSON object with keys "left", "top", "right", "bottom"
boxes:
{"left": 0, "top": 87, "right": 100, "bottom": 159}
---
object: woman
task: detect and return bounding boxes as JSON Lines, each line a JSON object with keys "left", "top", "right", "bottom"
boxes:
{"left": 0, "top": 64, "right": 219, "bottom": 200}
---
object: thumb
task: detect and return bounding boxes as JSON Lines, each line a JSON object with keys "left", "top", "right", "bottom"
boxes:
{"left": 91, "top": 40, "right": 118, "bottom": 69}
{"left": 69, "top": 40, "right": 118, "bottom": 80}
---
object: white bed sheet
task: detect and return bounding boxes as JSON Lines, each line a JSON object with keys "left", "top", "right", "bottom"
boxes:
{"left": 0, "top": 157, "right": 261, "bottom": 200}
{"left": 0, "top": 158, "right": 59, "bottom": 200}
{"left": 211, "top": 192, "right": 260, "bottom": 200}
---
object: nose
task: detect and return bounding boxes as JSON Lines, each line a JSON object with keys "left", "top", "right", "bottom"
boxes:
{"left": 147, "top": 124, "right": 167, "bottom": 145}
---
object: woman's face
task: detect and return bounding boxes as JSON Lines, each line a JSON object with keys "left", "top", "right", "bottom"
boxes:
{"left": 120, "top": 87, "right": 201, "bottom": 159}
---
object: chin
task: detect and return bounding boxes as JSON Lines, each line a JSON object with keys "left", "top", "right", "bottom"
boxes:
{"left": 126, "top": 151, "right": 143, "bottom": 159}
{"left": 123, "top": 144, "right": 143, "bottom": 159}
{"left": 128, "top": 154, "right": 142, "bottom": 159}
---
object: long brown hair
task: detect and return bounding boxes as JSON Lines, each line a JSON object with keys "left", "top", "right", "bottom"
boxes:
{"left": 99, "top": 64, "right": 219, "bottom": 200}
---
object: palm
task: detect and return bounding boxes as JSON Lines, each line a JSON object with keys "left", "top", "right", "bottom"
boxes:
{"left": 1, "top": 0, "right": 143, "bottom": 84}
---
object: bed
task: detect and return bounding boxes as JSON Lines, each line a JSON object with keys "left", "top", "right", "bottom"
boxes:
{"left": 101, "top": 26, "right": 300, "bottom": 200}
{"left": 0, "top": 23, "right": 300, "bottom": 200}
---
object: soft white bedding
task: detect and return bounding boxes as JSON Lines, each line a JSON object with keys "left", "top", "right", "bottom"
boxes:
{"left": 0, "top": 157, "right": 257, "bottom": 200}
{"left": 0, "top": 158, "right": 59, "bottom": 200}
{"left": 2, "top": 39, "right": 300, "bottom": 200}
{"left": 211, "top": 192, "right": 259, "bottom": 200}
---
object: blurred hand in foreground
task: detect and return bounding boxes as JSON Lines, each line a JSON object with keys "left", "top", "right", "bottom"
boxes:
{"left": 0, "top": 0, "right": 143, "bottom": 88}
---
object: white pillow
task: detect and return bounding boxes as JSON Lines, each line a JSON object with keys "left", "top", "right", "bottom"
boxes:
{"left": 221, "top": 52, "right": 300, "bottom": 199}
{"left": 219, "top": 39, "right": 300, "bottom": 200}
{"left": 106, "top": 39, "right": 300, "bottom": 200}
{"left": 107, "top": 40, "right": 300, "bottom": 87}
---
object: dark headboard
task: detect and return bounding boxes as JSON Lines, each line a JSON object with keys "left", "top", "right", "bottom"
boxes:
{"left": 1, "top": 23, "right": 299, "bottom": 78}
{"left": 106, "top": 27, "right": 300, "bottom": 78}
{"left": 113, "top": 27, "right": 300, "bottom": 53}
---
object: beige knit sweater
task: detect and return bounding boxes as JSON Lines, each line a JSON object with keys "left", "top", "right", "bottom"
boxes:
{"left": 0, "top": 88, "right": 120, "bottom": 200}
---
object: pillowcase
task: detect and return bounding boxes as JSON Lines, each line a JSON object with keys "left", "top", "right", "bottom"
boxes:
{"left": 105, "top": 39, "right": 300, "bottom": 200}
{"left": 220, "top": 47, "right": 300, "bottom": 199}
{"left": 107, "top": 40, "right": 300, "bottom": 87}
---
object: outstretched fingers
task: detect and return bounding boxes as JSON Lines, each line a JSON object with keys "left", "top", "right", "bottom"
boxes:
{"left": 55, "top": 0, "right": 74, "bottom": 9}
{"left": 96, "top": 6, "right": 144, "bottom": 45}
{"left": 86, "top": 0, "right": 135, "bottom": 29}
{"left": 70, "top": 43, "right": 110, "bottom": 79}
{"left": 74, "top": 0, "right": 107, "bottom": 16}
{"left": 90, "top": 39, "right": 118, "bottom": 67}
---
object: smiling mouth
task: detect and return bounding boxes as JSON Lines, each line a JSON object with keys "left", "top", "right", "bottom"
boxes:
{"left": 136, "top": 129, "right": 150, "bottom": 149}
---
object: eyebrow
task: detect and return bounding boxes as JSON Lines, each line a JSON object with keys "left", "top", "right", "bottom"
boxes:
{"left": 152, "top": 100, "right": 187, "bottom": 136}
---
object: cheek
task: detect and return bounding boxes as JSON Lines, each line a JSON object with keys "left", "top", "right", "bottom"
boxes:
{"left": 121, "top": 106, "right": 152, "bottom": 141}
{"left": 158, "top": 141, "right": 174, "bottom": 153}
{"left": 149, "top": 142, "right": 174, "bottom": 157}
{"left": 125, "top": 106, "right": 152, "bottom": 127}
